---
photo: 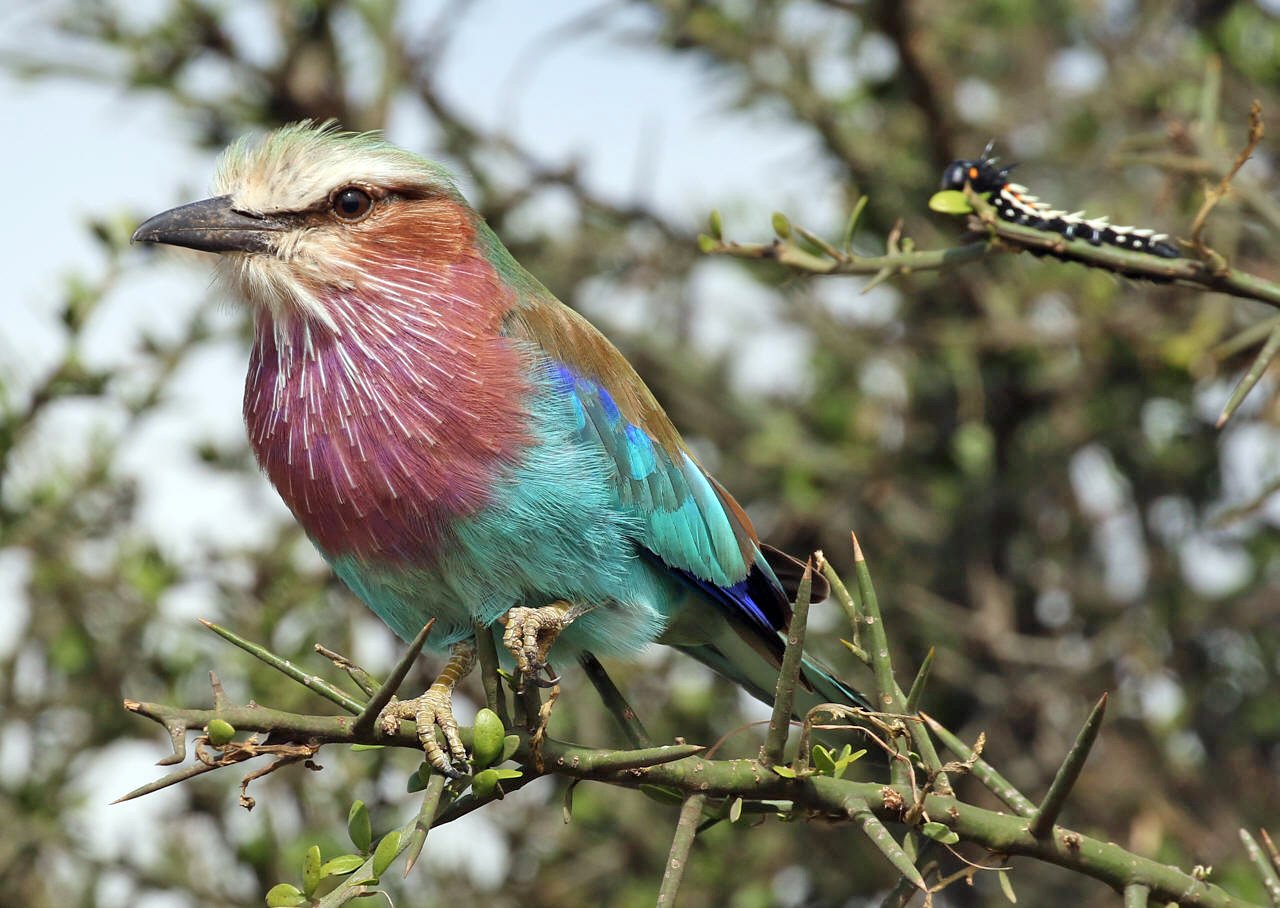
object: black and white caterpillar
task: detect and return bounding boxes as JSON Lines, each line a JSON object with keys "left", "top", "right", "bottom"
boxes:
{"left": 940, "top": 144, "right": 1181, "bottom": 259}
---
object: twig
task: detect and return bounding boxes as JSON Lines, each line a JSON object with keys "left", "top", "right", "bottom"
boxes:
{"left": 816, "top": 549, "right": 865, "bottom": 659}
{"left": 112, "top": 759, "right": 225, "bottom": 804}
{"left": 402, "top": 772, "right": 447, "bottom": 875}
{"left": 1212, "top": 314, "right": 1280, "bottom": 361}
{"left": 851, "top": 534, "right": 900, "bottom": 714}
{"left": 1208, "top": 474, "right": 1280, "bottom": 528}
{"left": 433, "top": 772, "right": 538, "bottom": 826}
{"left": 351, "top": 621, "right": 435, "bottom": 737}
{"left": 530, "top": 682, "right": 561, "bottom": 773}
{"left": 1240, "top": 829, "right": 1280, "bottom": 906}
{"left": 1190, "top": 101, "right": 1264, "bottom": 248}
{"left": 905, "top": 649, "right": 935, "bottom": 715}
{"left": 655, "top": 793, "right": 707, "bottom": 907}
{"left": 199, "top": 619, "right": 364, "bottom": 714}
{"left": 579, "top": 652, "right": 652, "bottom": 748}
{"left": 1028, "top": 693, "right": 1108, "bottom": 838}
{"left": 1216, "top": 323, "right": 1280, "bottom": 427}
{"left": 761, "top": 560, "right": 813, "bottom": 766}
{"left": 314, "top": 644, "right": 381, "bottom": 697}
{"left": 473, "top": 620, "right": 510, "bottom": 729}
{"left": 921, "top": 715, "right": 1036, "bottom": 817}
{"left": 705, "top": 235, "right": 992, "bottom": 277}
{"left": 1124, "top": 882, "right": 1151, "bottom": 906}
{"left": 846, "top": 795, "right": 928, "bottom": 893}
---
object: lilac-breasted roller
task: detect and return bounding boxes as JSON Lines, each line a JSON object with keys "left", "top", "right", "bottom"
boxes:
{"left": 133, "top": 122, "right": 866, "bottom": 774}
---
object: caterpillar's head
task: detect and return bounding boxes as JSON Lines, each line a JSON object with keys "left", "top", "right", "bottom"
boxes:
{"left": 941, "top": 142, "right": 1013, "bottom": 193}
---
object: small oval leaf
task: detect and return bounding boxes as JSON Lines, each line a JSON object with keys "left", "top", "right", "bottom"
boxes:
{"left": 406, "top": 761, "right": 431, "bottom": 793}
{"left": 207, "top": 719, "right": 235, "bottom": 748}
{"left": 812, "top": 745, "right": 836, "bottom": 775}
{"left": 472, "top": 708, "right": 505, "bottom": 769}
{"left": 302, "top": 844, "right": 321, "bottom": 898}
{"left": 472, "top": 768, "right": 500, "bottom": 799}
{"left": 371, "top": 829, "right": 401, "bottom": 878}
{"left": 928, "top": 190, "right": 974, "bottom": 214}
{"left": 709, "top": 209, "right": 723, "bottom": 240}
{"left": 265, "top": 883, "right": 305, "bottom": 907}
{"left": 500, "top": 734, "right": 521, "bottom": 764}
{"left": 921, "top": 821, "right": 960, "bottom": 845}
{"left": 347, "top": 800, "right": 371, "bottom": 853}
{"left": 729, "top": 797, "right": 743, "bottom": 823}
{"left": 321, "top": 854, "right": 367, "bottom": 877}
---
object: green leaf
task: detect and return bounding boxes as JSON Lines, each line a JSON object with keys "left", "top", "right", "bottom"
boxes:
{"left": 406, "top": 762, "right": 431, "bottom": 793}
{"left": 771, "top": 765, "right": 798, "bottom": 778}
{"left": 302, "top": 844, "right": 322, "bottom": 898}
{"left": 492, "top": 768, "right": 523, "bottom": 781}
{"left": 729, "top": 797, "right": 743, "bottom": 823}
{"left": 472, "top": 768, "right": 500, "bottom": 799}
{"left": 207, "top": 719, "right": 235, "bottom": 747}
{"left": 709, "top": 209, "right": 723, "bottom": 240}
{"left": 349, "top": 743, "right": 385, "bottom": 752}
{"left": 812, "top": 745, "right": 836, "bottom": 775}
{"left": 928, "top": 189, "right": 973, "bottom": 214}
{"left": 998, "top": 869, "right": 1017, "bottom": 903}
{"left": 471, "top": 708, "right": 505, "bottom": 769}
{"left": 371, "top": 829, "right": 401, "bottom": 878}
{"left": 842, "top": 196, "right": 868, "bottom": 250}
{"left": 771, "top": 211, "right": 791, "bottom": 238}
{"left": 921, "top": 821, "right": 960, "bottom": 845}
{"left": 321, "top": 854, "right": 367, "bottom": 877}
{"left": 639, "top": 784, "right": 685, "bottom": 806}
{"left": 347, "top": 800, "right": 371, "bottom": 853}
{"left": 832, "top": 748, "right": 867, "bottom": 779}
{"left": 697, "top": 233, "right": 718, "bottom": 253}
{"left": 265, "top": 883, "right": 305, "bottom": 907}
{"left": 500, "top": 734, "right": 520, "bottom": 764}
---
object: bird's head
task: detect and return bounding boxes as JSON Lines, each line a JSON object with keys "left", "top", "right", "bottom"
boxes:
{"left": 133, "top": 121, "right": 476, "bottom": 328}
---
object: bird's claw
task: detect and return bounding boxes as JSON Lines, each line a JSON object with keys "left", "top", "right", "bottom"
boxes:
{"left": 500, "top": 602, "right": 583, "bottom": 691}
{"left": 378, "top": 688, "right": 468, "bottom": 778}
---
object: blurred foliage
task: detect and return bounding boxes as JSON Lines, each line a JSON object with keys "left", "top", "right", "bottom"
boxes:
{"left": 2, "top": 0, "right": 1279, "bottom": 905}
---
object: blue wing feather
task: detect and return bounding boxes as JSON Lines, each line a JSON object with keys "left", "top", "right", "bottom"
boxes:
{"left": 548, "top": 361, "right": 789, "bottom": 632}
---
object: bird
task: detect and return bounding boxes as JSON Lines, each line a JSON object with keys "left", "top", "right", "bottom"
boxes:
{"left": 132, "top": 121, "right": 867, "bottom": 775}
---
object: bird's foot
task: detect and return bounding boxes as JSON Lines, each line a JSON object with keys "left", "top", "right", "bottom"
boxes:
{"left": 499, "top": 600, "right": 589, "bottom": 690}
{"left": 378, "top": 639, "right": 476, "bottom": 777}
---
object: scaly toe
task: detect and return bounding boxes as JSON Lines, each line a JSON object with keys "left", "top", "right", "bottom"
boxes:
{"left": 501, "top": 604, "right": 576, "bottom": 690}
{"left": 378, "top": 690, "right": 467, "bottom": 777}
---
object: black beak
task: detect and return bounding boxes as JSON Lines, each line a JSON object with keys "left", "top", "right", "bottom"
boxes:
{"left": 131, "top": 195, "right": 290, "bottom": 254}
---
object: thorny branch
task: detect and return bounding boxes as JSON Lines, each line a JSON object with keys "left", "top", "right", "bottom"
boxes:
{"left": 120, "top": 542, "right": 1274, "bottom": 908}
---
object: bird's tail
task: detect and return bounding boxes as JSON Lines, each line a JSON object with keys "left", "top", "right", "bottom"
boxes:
{"left": 674, "top": 635, "right": 870, "bottom": 720}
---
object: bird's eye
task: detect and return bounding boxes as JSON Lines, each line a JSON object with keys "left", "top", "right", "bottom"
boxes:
{"left": 332, "top": 187, "right": 373, "bottom": 221}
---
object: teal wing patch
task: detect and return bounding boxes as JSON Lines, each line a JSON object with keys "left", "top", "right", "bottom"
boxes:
{"left": 550, "top": 361, "right": 748, "bottom": 589}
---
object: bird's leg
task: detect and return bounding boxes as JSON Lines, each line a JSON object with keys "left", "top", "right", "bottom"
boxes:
{"left": 499, "top": 600, "right": 591, "bottom": 690}
{"left": 378, "top": 639, "right": 476, "bottom": 777}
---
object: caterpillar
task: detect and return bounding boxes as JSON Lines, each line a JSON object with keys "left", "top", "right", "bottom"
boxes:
{"left": 940, "top": 144, "right": 1181, "bottom": 259}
